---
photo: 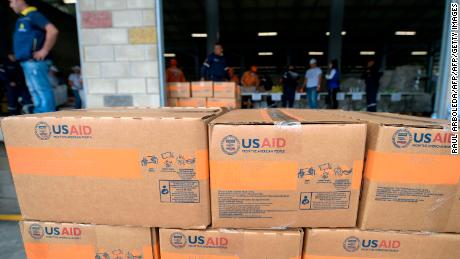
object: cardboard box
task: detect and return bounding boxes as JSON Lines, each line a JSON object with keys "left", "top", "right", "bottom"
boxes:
{"left": 207, "top": 98, "right": 241, "bottom": 109}
{"left": 20, "top": 220, "right": 159, "bottom": 259}
{"left": 177, "top": 98, "right": 207, "bottom": 107}
{"left": 339, "top": 112, "right": 459, "bottom": 232}
{"left": 1, "top": 107, "right": 222, "bottom": 228}
{"left": 167, "top": 98, "right": 178, "bottom": 107}
{"left": 303, "top": 228, "right": 460, "bottom": 259}
{"left": 191, "top": 81, "right": 213, "bottom": 97}
{"left": 167, "top": 82, "right": 190, "bottom": 98}
{"left": 209, "top": 109, "right": 367, "bottom": 228}
{"left": 213, "top": 82, "right": 237, "bottom": 98}
{"left": 160, "top": 228, "right": 303, "bottom": 259}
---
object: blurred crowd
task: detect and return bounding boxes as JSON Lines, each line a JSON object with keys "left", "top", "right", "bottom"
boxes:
{"left": 166, "top": 42, "right": 382, "bottom": 111}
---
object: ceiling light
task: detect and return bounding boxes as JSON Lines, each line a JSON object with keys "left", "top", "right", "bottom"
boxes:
{"left": 326, "top": 31, "right": 346, "bottom": 36}
{"left": 258, "top": 32, "right": 278, "bottom": 36}
{"left": 360, "top": 51, "right": 376, "bottom": 55}
{"left": 411, "top": 51, "right": 428, "bottom": 56}
{"left": 308, "top": 51, "right": 324, "bottom": 56}
{"left": 164, "top": 53, "right": 176, "bottom": 57}
{"left": 395, "top": 31, "right": 416, "bottom": 36}
{"left": 191, "top": 33, "right": 207, "bottom": 38}
{"left": 258, "top": 52, "right": 273, "bottom": 56}
{"left": 63, "top": 0, "right": 76, "bottom": 3}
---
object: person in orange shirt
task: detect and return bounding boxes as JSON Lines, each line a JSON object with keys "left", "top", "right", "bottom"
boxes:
{"left": 241, "top": 65, "right": 260, "bottom": 87}
{"left": 166, "top": 59, "right": 186, "bottom": 83}
{"left": 241, "top": 66, "right": 260, "bottom": 108}
{"left": 228, "top": 67, "right": 240, "bottom": 85}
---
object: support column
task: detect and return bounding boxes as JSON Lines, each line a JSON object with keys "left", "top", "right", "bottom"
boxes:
{"left": 206, "top": 0, "right": 219, "bottom": 54}
{"left": 328, "top": 0, "right": 345, "bottom": 64}
{"left": 426, "top": 43, "right": 435, "bottom": 93}
{"left": 432, "top": 0, "right": 452, "bottom": 119}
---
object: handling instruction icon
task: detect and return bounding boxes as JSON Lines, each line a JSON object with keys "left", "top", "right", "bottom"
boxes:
{"left": 161, "top": 185, "right": 169, "bottom": 195}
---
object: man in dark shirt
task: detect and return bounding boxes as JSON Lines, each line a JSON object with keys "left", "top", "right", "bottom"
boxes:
{"left": 362, "top": 60, "right": 382, "bottom": 112}
{"left": 281, "top": 65, "right": 299, "bottom": 108}
{"left": 200, "top": 43, "right": 230, "bottom": 82}
{"left": 10, "top": 0, "right": 59, "bottom": 113}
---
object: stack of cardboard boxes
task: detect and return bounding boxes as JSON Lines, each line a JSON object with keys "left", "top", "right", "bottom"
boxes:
{"left": 1, "top": 108, "right": 459, "bottom": 259}
{"left": 167, "top": 81, "right": 241, "bottom": 108}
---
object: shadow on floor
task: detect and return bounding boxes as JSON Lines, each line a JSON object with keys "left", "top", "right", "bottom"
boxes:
{"left": 0, "top": 221, "right": 25, "bottom": 258}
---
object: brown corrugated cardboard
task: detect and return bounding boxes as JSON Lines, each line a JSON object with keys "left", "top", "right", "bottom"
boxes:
{"left": 209, "top": 109, "right": 367, "bottom": 228}
{"left": 1, "top": 107, "right": 222, "bottom": 228}
{"left": 338, "top": 112, "right": 460, "bottom": 233}
{"left": 191, "top": 81, "right": 213, "bottom": 97}
{"left": 213, "top": 82, "right": 237, "bottom": 98}
{"left": 207, "top": 98, "right": 241, "bottom": 109}
{"left": 177, "top": 98, "right": 207, "bottom": 107}
{"left": 167, "top": 82, "right": 190, "bottom": 98}
{"left": 303, "top": 228, "right": 460, "bottom": 259}
{"left": 20, "top": 220, "right": 158, "bottom": 259}
{"left": 160, "top": 228, "right": 303, "bottom": 259}
{"left": 167, "top": 98, "right": 178, "bottom": 107}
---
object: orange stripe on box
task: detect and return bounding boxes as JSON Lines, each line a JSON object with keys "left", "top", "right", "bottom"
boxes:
{"left": 277, "top": 109, "right": 304, "bottom": 122}
{"left": 364, "top": 150, "right": 460, "bottom": 185}
{"left": 352, "top": 160, "right": 364, "bottom": 190}
{"left": 24, "top": 243, "right": 94, "bottom": 259}
{"left": 304, "top": 255, "right": 385, "bottom": 259}
{"left": 211, "top": 160, "right": 298, "bottom": 190}
{"left": 153, "top": 242, "right": 160, "bottom": 259}
{"left": 143, "top": 245, "right": 154, "bottom": 259}
{"left": 191, "top": 84, "right": 211, "bottom": 91}
{"left": 168, "top": 85, "right": 187, "bottom": 91}
{"left": 207, "top": 99, "right": 237, "bottom": 108}
{"left": 161, "top": 252, "right": 238, "bottom": 259}
{"left": 195, "top": 150, "right": 209, "bottom": 180}
{"left": 213, "top": 85, "right": 231, "bottom": 91}
{"left": 7, "top": 147, "right": 142, "bottom": 179}
{"left": 260, "top": 109, "right": 273, "bottom": 122}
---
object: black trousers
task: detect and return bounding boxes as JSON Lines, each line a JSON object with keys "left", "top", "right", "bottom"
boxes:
{"left": 366, "top": 84, "right": 378, "bottom": 112}
{"left": 6, "top": 84, "right": 33, "bottom": 115}
{"left": 327, "top": 87, "right": 339, "bottom": 109}
{"left": 282, "top": 87, "right": 296, "bottom": 108}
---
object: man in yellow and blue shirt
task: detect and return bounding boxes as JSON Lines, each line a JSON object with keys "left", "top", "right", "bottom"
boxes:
{"left": 10, "top": 0, "right": 59, "bottom": 113}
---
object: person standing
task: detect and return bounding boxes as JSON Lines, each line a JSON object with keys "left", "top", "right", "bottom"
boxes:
{"left": 303, "top": 58, "right": 322, "bottom": 109}
{"left": 10, "top": 0, "right": 59, "bottom": 113}
{"left": 241, "top": 66, "right": 260, "bottom": 87}
{"left": 260, "top": 73, "right": 274, "bottom": 107}
{"left": 166, "top": 58, "right": 186, "bottom": 83}
{"left": 227, "top": 67, "right": 240, "bottom": 85}
{"left": 68, "top": 66, "right": 84, "bottom": 109}
{"left": 241, "top": 65, "right": 260, "bottom": 108}
{"left": 200, "top": 42, "right": 230, "bottom": 82}
{"left": 325, "top": 59, "right": 340, "bottom": 109}
{"left": 362, "top": 60, "right": 381, "bottom": 112}
{"left": 281, "top": 65, "right": 299, "bottom": 108}
{"left": 0, "top": 54, "right": 33, "bottom": 115}
{"left": 48, "top": 65, "right": 60, "bottom": 88}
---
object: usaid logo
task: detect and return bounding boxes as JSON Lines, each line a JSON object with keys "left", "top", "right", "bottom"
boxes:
{"left": 28, "top": 224, "right": 44, "bottom": 240}
{"left": 343, "top": 236, "right": 401, "bottom": 252}
{"left": 34, "top": 121, "right": 52, "bottom": 140}
{"left": 170, "top": 232, "right": 187, "bottom": 248}
{"left": 343, "top": 236, "right": 360, "bottom": 252}
{"left": 221, "top": 135, "right": 240, "bottom": 155}
{"left": 392, "top": 128, "right": 412, "bottom": 148}
{"left": 34, "top": 122, "right": 92, "bottom": 140}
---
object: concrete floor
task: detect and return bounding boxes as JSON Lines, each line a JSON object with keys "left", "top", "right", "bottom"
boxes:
{"left": 0, "top": 142, "right": 26, "bottom": 258}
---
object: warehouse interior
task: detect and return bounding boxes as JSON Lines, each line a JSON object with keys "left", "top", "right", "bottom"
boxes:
{"left": 0, "top": 0, "right": 457, "bottom": 258}
{"left": 164, "top": 0, "right": 445, "bottom": 78}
